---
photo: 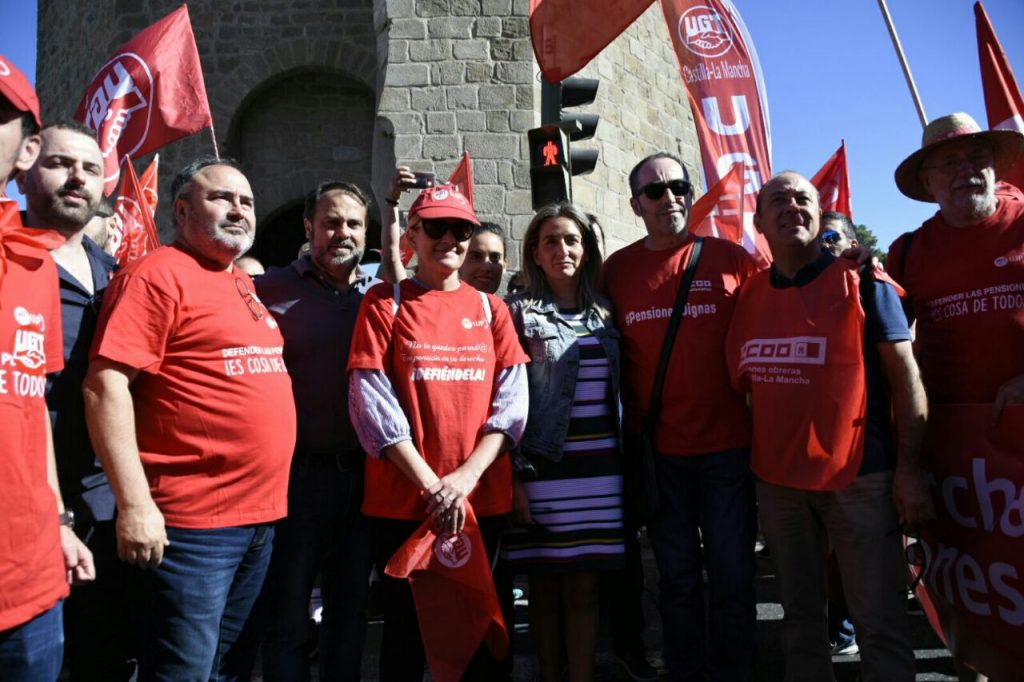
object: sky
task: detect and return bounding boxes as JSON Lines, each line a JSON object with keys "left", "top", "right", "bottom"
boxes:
{"left": 3, "top": 0, "right": 1023, "bottom": 251}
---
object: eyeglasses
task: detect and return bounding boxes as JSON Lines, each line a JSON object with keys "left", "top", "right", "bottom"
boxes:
{"left": 635, "top": 179, "right": 692, "bottom": 200}
{"left": 819, "top": 230, "right": 842, "bottom": 245}
{"left": 234, "top": 277, "right": 264, "bottom": 321}
{"left": 921, "top": 151, "right": 994, "bottom": 176}
{"left": 420, "top": 219, "right": 474, "bottom": 242}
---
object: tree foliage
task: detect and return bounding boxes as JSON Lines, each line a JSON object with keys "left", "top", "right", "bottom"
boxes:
{"left": 854, "top": 223, "right": 885, "bottom": 263}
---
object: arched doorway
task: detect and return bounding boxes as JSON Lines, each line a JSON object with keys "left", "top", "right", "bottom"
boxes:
{"left": 229, "top": 67, "right": 376, "bottom": 266}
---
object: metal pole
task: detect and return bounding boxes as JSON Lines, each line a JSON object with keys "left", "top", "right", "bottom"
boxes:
{"left": 877, "top": 0, "right": 929, "bottom": 129}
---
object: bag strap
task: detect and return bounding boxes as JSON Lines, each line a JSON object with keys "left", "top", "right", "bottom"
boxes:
{"left": 645, "top": 237, "right": 703, "bottom": 432}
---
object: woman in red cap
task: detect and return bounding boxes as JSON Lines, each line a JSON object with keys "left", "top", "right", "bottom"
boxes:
{"left": 348, "top": 183, "right": 528, "bottom": 680}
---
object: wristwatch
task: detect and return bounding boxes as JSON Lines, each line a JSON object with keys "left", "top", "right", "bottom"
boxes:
{"left": 59, "top": 510, "right": 75, "bottom": 530}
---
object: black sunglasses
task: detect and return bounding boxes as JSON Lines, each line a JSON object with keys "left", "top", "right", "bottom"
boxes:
{"left": 420, "top": 219, "right": 474, "bottom": 242}
{"left": 819, "top": 230, "right": 842, "bottom": 245}
{"left": 636, "top": 178, "right": 692, "bottom": 200}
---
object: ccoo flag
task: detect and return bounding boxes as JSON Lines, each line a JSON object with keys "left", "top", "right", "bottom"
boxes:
{"left": 530, "top": 0, "right": 653, "bottom": 82}
{"left": 660, "top": 0, "right": 772, "bottom": 267}
{"left": 975, "top": 1, "right": 1024, "bottom": 191}
{"left": 385, "top": 504, "right": 508, "bottom": 682}
{"left": 810, "top": 141, "right": 853, "bottom": 218}
{"left": 75, "top": 5, "right": 212, "bottom": 195}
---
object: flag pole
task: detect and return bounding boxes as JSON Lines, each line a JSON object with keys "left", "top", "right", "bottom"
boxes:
{"left": 877, "top": 0, "right": 928, "bottom": 129}
{"left": 209, "top": 127, "right": 220, "bottom": 160}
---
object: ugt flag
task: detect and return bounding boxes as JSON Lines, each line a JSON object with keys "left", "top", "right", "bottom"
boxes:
{"left": 689, "top": 162, "right": 744, "bottom": 243}
{"left": 75, "top": 5, "right": 212, "bottom": 195}
{"left": 660, "top": 0, "right": 773, "bottom": 267}
{"left": 975, "top": 1, "right": 1024, "bottom": 191}
{"left": 385, "top": 504, "right": 507, "bottom": 682}
{"left": 810, "top": 141, "right": 853, "bottom": 218}
{"left": 112, "top": 156, "right": 160, "bottom": 266}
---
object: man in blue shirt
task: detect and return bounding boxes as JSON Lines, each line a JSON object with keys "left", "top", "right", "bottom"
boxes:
{"left": 248, "top": 180, "right": 377, "bottom": 681}
{"left": 20, "top": 120, "right": 127, "bottom": 680}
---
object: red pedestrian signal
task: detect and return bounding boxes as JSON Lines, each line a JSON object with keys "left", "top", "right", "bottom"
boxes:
{"left": 542, "top": 140, "right": 560, "bottom": 166}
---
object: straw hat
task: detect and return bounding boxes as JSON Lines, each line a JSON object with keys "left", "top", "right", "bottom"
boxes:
{"left": 894, "top": 112, "right": 1024, "bottom": 202}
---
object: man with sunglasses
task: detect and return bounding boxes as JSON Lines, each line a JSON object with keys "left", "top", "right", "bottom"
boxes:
{"left": 818, "top": 211, "right": 859, "bottom": 259}
{"left": 84, "top": 158, "right": 296, "bottom": 680}
{"left": 603, "top": 152, "right": 759, "bottom": 682}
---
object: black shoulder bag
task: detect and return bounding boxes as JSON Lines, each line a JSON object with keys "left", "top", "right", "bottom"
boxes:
{"left": 627, "top": 237, "right": 704, "bottom": 525}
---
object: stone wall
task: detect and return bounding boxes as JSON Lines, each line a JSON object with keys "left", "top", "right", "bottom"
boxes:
{"left": 374, "top": 0, "right": 535, "bottom": 272}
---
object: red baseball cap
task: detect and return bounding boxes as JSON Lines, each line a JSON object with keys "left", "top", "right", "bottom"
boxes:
{"left": 0, "top": 54, "right": 41, "bottom": 128}
{"left": 408, "top": 184, "right": 480, "bottom": 226}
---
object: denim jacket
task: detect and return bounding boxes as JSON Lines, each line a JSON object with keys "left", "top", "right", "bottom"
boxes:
{"left": 506, "top": 291, "right": 621, "bottom": 466}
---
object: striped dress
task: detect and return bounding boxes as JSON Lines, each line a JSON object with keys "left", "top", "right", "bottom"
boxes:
{"left": 503, "top": 310, "right": 626, "bottom": 572}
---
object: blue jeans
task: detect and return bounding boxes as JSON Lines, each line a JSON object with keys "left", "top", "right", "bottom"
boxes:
{"left": 132, "top": 524, "right": 274, "bottom": 682}
{"left": 0, "top": 602, "right": 63, "bottom": 681}
{"left": 254, "top": 457, "right": 373, "bottom": 682}
{"left": 647, "top": 448, "right": 756, "bottom": 682}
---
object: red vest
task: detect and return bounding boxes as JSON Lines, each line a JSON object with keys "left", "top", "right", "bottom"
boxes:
{"left": 727, "top": 260, "right": 868, "bottom": 491}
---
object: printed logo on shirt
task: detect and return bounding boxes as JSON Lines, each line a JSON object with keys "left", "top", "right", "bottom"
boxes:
{"left": 738, "top": 336, "right": 827, "bottom": 370}
{"left": 410, "top": 367, "right": 487, "bottom": 382}
{"left": 0, "top": 306, "right": 48, "bottom": 397}
{"left": 461, "top": 317, "right": 488, "bottom": 329}
{"left": 623, "top": 302, "right": 718, "bottom": 326}
{"left": 434, "top": 531, "right": 471, "bottom": 569}
{"left": 993, "top": 252, "right": 1024, "bottom": 267}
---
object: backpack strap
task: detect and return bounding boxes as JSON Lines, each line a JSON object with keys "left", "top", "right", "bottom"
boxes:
{"left": 479, "top": 290, "right": 492, "bottom": 325}
{"left": 392, "top": 282, "right": 401, "bottom": 317}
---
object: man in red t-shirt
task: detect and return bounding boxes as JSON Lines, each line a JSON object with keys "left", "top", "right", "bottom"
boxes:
{"left": 0, "top": 53, "right": 94, "bottom": 679}
{"left": 889, "top": 113, "right": 1024, "bottom": 680}
{"left": 602, "top": 152, "right": 758, "bottom": 681}
{"left": 83, "top": 158, "right": 296, "bottom": 680}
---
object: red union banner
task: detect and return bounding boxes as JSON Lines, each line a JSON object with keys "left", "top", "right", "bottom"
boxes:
{"left": 660, "top": 0, "right": 772, "bottom": 267}
{"left": 385, "top": 505, "right": 507, "bottom": 682}
{"left": 810, "top": 141, "right": 853, "bottom": 219}
{"left": 112, "top": 157, "right": 160, "bottom": 266}
{"left": 909, "top": 404, "right": 1024, "bottom": 680}
{"left": 530, "top": 0, "right": 654, "bottom": 82}
{"left": 74, "top": 5, "right": 212, "bottom": 195}
{"left": 975, "top": 1, "right": 1024, "bottom": 191}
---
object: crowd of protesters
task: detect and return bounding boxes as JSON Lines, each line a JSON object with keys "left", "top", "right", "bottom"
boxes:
{"left": 2, "top": 45, "right": 1023, "bottom": 682}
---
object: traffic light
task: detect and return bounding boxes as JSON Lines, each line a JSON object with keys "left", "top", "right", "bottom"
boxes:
{"left": 528, "top": 77, "right": 600, "bottom": 209}
{"left": 528, "top": 124, "right": 571, "bottom": 210}
{"left": 542, "top": 76, "right": 600, "bottom": 176}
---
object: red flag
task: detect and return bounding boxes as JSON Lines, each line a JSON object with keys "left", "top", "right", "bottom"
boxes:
{"left": 910, "top": 404, "right": 1024, "bottom": 680}
{"left": 138, "top": 155, "right": 159, "bottom": 217}
{"left": 660, "top": 0, "right": 772, "bottom": 268}
{"left": 810, "top": 141, "right": 853, "bottom": 219}
{"left": 75, "top": 5, "right": 212, "bottom": 195}
{"left": 975, "top": 1, "right": 1024, "bottom": 191}
{"left": 690, "top": 162, "right": 744, "bottom": 244}
{"left": 530, "top": 0, "right": 653, "bottom": 82}
{"left": 447, "top": 152, "right": 475, "bottom": 208}
{"left": 385, "top": 505, "right": 508, "bottom": 682}
{"left": 112, "top": 156, "right": 160, "bottom": 266}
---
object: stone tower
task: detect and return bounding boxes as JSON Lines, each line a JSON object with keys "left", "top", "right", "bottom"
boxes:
{"left": 36, "top": 0, "right": 699, "bottom": 269}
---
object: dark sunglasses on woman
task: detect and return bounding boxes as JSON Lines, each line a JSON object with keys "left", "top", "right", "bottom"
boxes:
{"left": 420, "top": 218, "right": 475, "bottom": 242}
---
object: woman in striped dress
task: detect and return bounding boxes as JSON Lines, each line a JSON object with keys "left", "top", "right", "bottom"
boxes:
{"left": 503, "top": 202, "right": 625, "bottom": 682}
